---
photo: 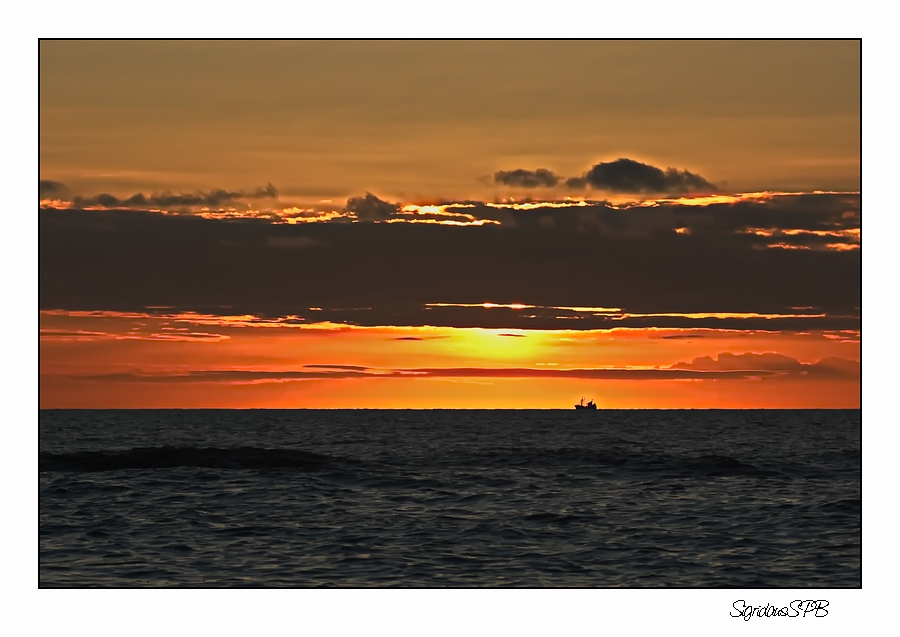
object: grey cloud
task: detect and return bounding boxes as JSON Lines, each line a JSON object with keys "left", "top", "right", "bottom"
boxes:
{"left": 72, "top": 184, "right": 279, "bottom": 209}
{"left": 494, "top": 169, "right": 560, "bottom": 188}
{"left": 578, "top": 158, "right": 715, "bottom": 194}
{"left": 40, "top": 180, "right": 69, "bottom": 198}
{"left": 345, "top": 192, "right": 400, "bottom": 221}
{"left": 671, "top": 353, "right": 859, "bottom": 378}
{"left": 673, "top": 352, "right": 803, "bottom": 372}
{"left": 807, "top": 357, "right": 861, "bottom": 377}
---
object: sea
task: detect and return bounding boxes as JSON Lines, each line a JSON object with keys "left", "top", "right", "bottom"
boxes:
{"left": 39, "top": 409, "right": 861, "bottom": 587}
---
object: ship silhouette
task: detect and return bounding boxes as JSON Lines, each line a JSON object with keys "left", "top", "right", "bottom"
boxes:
{"left": 574, "top": 397, "right": 597, "bottom": 410}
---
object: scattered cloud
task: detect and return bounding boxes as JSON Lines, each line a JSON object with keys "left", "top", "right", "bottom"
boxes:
{"left": 672, "top": 352, "right": 859, "bottom": 377}
{"left": 812, "top": 357, "right": 862, "bottom": 376}
{"left": 494, "top": 169, "right": 560, "bottom": 188}
{"left": 494, "top": 159, "right": 713, "bottom": 194}
{"left": 344, "top": 192, "right": 400, "bottom": 222}
{"left": 575, "top": 158, "right": 715, "bottom": 194}
{"left": 70, "top": 184, "right": 278, "bottom": 209}
{"left": 672, "top": 352, "right": 802, "bottom": 372}
{"left": 39, "top": 180, "right": 69, "bottom": 198}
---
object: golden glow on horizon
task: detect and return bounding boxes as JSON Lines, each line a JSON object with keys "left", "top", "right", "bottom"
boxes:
{"left": 485, "top": 200, "right": 593, "bottom": 210}
{"left": 40, "top": 310, "right": 859, "bottom": 409}
{"left": 277, "top": 209, "right": 350, "bottom": 224}
{"left": 618, "top": 190, "right": 861, "bottom": 209}
{"left": 554, "top": 306, "right": 623, "bottom": 313}
{"left": 765, "top": 243, "right": 812, "bottom": 251}
{"left": 384, "top": 218, "right": 500, "bottom": 226}
{"left": 743, "top": 227, "right": 860, "bottom": 240}
{"left": 426, "top": 302, "right": 537, "bottom": 310}
{"left": 758, "top": 242, "right": 859, "bottom": 252}
{"left": 399, "top": 204, "right": 477, "bottom": 214}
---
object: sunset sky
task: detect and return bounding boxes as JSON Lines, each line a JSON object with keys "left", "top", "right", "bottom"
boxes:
{"left": 39, "top": 40, "right": 860, "bottom": 408}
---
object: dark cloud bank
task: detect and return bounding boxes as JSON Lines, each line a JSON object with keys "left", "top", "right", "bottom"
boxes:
{"left": 40, "top": 192, "right": 860, "bottom": 331}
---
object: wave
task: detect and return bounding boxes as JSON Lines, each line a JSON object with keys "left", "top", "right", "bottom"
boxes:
{"left": 682, "top": 455, "right": 768, "bottom": 477}
{"left": 818, "top": 497, "right": 861, "bottom": 514}
{"left": 468, "top": 447, "right": 772, "bottom": 478}
{"left": 39, "top": 446, "right": 331, "bottom": 472}
{"left": 41, "top": 445, "right": 771, "bottom": 479}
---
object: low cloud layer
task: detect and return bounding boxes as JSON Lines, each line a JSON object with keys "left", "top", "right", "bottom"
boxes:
{"left": 69, "top": 354, "right": 858, "bottom": 385}
{"left": 494, "top": 169, "right": 560, "bottom": 188}
{"left": 44, "top": 183, "right": 279, "bottom": 208}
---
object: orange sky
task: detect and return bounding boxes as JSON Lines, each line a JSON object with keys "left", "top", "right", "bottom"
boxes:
{"left": 40, "top": 41, "right": 860, "bottom": 202}
{"left": 38, "top": 41, "right": 860, "bottom": 408}
{"left": 40, "top": 310, "right": 859, "bottom": 408}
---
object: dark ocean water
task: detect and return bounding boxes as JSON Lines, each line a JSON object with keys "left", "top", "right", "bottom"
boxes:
{"left": 39, "top": 409, "right": 860, "bottom": 587}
